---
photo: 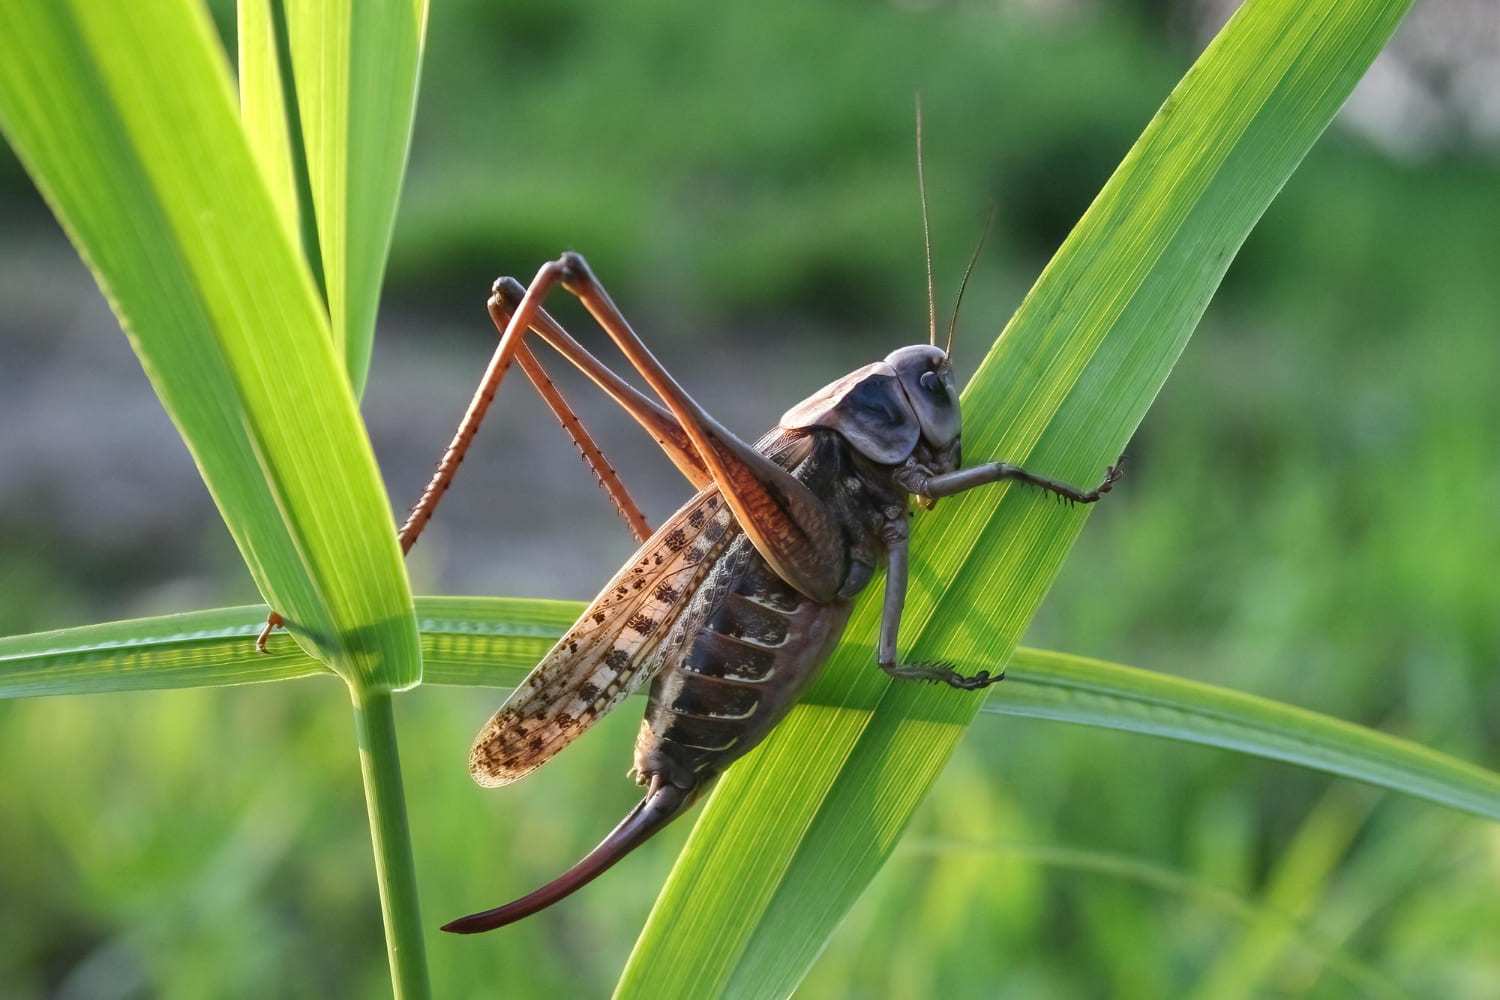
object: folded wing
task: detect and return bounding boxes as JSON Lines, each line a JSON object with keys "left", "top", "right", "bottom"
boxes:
{"left": 469, "top": 488, "right": 741, "bottom": 786}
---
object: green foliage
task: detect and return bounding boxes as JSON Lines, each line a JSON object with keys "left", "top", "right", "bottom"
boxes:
{"left": 247, "top": 0, "right": 427, "bottom": 393}
{"left": 2, "top": 0, "right": 1493, "bottom": 998}
{"left": 0, "top": 0, "right": 417, "bottom": 690}
{"left": 0, "top": 0, "right": 429, "bottom": 994}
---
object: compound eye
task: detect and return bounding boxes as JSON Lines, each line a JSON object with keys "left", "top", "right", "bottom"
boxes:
{"left": 920, "top": 370, "right": 943, "bottom": 394}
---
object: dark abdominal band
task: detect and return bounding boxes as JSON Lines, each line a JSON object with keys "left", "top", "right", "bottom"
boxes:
{"left": 641, "top": 556, "right": 808, "bottom": 784}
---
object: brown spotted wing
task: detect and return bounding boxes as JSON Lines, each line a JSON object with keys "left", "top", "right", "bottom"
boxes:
{"left": 467, "top": 431, "right": 811, "bottom": 787}
{"left": 467, "top": 486, "right": 746, "bottom": 786}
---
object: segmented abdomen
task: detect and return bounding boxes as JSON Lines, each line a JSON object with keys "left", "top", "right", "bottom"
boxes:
{"left": 634, "top": 539, "right": 854, "bottom": 789}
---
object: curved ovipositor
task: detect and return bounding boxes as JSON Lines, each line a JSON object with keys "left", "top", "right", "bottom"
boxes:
{"left": 442, "top": 778, "right": 695, "bottom": 933}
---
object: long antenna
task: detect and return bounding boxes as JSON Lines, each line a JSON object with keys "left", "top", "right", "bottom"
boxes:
{"left": 915, "top": 94, "right": 936, "bottom": 347}
{"left": 945, "top": 203, "right": 996, "bottom": 357}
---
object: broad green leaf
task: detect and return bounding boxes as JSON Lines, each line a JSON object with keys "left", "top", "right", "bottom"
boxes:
{"left": 283, "top": 0, "right": 429, "bottom": 393}
{"left": 616, "top": 0, "right": 1416, "bottom": 996}
{"left": 4, "top": 600, "right": 1496, "bottom": 826}
{"left": 0, "top": 0, "right": 418, "bottom": 690}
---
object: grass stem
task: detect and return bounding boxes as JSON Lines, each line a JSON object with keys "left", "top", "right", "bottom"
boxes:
{"left": 350, "top": 685, "right": 432, "bottom": 1000}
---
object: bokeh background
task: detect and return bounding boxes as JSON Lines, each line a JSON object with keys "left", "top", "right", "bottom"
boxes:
{"left": 2, "top": 0, "right": 1498, "bottom": 997}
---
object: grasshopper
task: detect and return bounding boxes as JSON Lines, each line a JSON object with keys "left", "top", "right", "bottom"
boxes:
{"left": 399, "top": 247, "right": 1123, "bottom": 933}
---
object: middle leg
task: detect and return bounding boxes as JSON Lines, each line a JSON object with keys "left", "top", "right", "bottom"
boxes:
{"left": 875, "top": 513, "right": 999, "bottom": 690}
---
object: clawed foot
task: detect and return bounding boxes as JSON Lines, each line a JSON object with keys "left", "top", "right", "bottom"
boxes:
{"left": 254, "top": 612, "right": 284, "bottom": 654}
{"left": 1066, "top": 455, "right": 1126, "bottom": 505}
{"left": 882, "top": 660, "right": 1006, "bottom": 691}
{"left": 1095, "top": 457, "right": 1126, "bottom": 497}
{"left": 942, "top": 667, "right": 1001, "bottom": 691}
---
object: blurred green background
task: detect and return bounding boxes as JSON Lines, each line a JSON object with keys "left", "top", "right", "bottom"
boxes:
{"left": 2, "top": 0, "right": 1497, "bottom": 997}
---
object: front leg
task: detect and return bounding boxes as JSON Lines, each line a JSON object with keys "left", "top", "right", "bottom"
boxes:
{"left": 906, "top": 456, "right": 1124, "bottom": 505}
{"left": 875, "top": 510, "right": 1001, "bottom": 691}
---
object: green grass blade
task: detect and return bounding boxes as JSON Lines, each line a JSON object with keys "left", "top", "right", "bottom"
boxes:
{"left": 4, "top": 599, "right": 1495, "bottom": 826}
{"left": 996, "top": 649, "right": 1500, "bottom": 822}
{"left": 238, "top": 0, "right": 326, "bottom": 300}
{"left": 0, "top": 0, "right": 419, "bottom": 691}
{"left": 0, "top": 606, "right": 329, "bottom": 696}
{"left": 283, "top": 0, "right": 428, "bottom": 394}
{"left": 237, "top": 0, "right": 302, "bottom": 244}
{"left": 0, "top": 599, "right": 575, "bottom": 697}
{"left": 616, "top": 1, "right": 1415, "bottom": 996}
